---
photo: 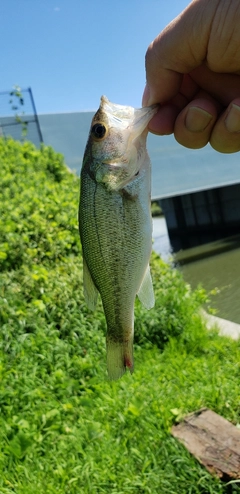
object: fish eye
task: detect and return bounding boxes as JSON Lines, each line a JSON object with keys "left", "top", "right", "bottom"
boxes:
{"left": 91, "top": 123, "right": 107, "bottom": 140}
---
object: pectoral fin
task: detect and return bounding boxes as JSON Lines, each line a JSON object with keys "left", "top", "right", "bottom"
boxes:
{"left": 137, "top": 264, "right": 155, "bottom": 309}
{"left": 83, "top": 257, "right": 98, "bottom": 311}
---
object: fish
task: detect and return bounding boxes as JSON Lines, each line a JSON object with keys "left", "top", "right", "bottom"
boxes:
{"left": 79, "top": 96, "right": 157, "bottom": 380}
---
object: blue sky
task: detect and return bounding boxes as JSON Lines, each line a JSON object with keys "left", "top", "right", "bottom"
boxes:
{"left": 1, "top": 0, "right": 190, "bottom": 114}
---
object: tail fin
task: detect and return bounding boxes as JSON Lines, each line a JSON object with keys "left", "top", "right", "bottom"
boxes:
{"left": 106, "top": 336, "right": 134, "bottom": 381}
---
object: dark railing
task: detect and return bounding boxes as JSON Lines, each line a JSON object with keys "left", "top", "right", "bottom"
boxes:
{"left": 0, "top": 87, "right": 43, "bottom": 146}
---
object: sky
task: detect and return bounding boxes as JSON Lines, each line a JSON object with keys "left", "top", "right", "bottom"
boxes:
{"left": 1, "top": 0, "right": 190, "bottom": 114}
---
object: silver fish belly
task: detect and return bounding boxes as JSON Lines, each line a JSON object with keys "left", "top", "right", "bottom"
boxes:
{"left": 79, "top": 96, "right": 157, "bottom": 380}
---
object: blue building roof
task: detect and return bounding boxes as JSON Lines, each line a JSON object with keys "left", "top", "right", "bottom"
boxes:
{"left": 38, "top": 112, "right": 240, "bottom": 200}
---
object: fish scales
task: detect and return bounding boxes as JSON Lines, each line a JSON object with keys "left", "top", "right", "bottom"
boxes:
{"left": 79, "top": 96, "right": 157, "bottom": 380}
{"left": 80, "top": 169, "right": 151, "bottom": 333}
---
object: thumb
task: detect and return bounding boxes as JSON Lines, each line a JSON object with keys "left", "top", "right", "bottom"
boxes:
{"left": 143, "top": 0, "right": 219, "bottom": 106}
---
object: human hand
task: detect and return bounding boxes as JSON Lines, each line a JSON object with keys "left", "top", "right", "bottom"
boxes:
{"left": 143, "top": 0, "right": 240, "bottom": 153}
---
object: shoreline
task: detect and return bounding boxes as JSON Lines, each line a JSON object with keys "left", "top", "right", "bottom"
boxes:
{"left": 201, "top": 310, "right": 240, "bottom": 340}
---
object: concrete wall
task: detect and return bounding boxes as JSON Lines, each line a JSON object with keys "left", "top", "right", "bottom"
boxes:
{"left": 161, "top": 184, "right": 240, "bottom": 252}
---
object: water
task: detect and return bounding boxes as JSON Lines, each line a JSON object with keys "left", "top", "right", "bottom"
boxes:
{"left": 36, "top": 112, "right": 240, "bottom": 324}
{"left": 38, "top": 111, "right": 240, "bottom": 323}
{"left": 152, "top": 216, "right": 172, "bottom": 262}
{"left": 152, "top": 217, "right": 240, "bottom": 324}
{"left": 180, "top": 248, "right": 240, "bottom": 324}
{"left": 39, "top": 113, "right": 240, "bottom": 200}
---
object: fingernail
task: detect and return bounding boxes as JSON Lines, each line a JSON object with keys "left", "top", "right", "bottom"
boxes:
{"left": 225, "top": 104, "right": 240, "bottom": 133}
{"left": 142, "top": 84, "right": 151, "bottom": 106}
{"left": 185, "top": 107, "right": 213, "bottom": 132}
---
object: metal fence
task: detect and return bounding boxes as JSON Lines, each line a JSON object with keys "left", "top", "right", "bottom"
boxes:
{"left": 0, "top": 87, "right": 43, "bottom": 146}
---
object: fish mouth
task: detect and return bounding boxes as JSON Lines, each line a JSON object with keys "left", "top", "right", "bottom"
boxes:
{"left": 100, "top": 95, "right": 158, "bottom": 137}
{"left": 102, "top": 157, "right": 127, "bottom": 167}
{"left": 131, "top": 104, "right": 158, "bottom": 139}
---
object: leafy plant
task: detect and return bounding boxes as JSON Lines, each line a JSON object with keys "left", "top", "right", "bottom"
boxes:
{"left": 151, "top": 200, "right": 163, "bottom": 217}
{"left": 9, "top": 85, "right": 28, "bottom": 139}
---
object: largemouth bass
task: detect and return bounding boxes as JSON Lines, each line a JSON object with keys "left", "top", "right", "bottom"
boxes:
{"left": 79, "top": 96, "right": 157, "bottom": 380}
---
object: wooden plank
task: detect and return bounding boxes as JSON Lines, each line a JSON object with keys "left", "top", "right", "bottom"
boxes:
{"left": 171, "top": 408, "right": 240, "bottom": 480}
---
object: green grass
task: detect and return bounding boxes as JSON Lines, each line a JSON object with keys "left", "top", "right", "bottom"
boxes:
{"left": 0, "top": 138, "right": 239, "bottom": 493}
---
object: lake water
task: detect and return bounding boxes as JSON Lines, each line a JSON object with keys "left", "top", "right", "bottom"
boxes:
{"left": 37, "top": 111, "right": 240, "bottom": 325}
{"left": 152, "top": 217, "right": 240, "bottom": 324}
{"left": 39, "top": 112, "right": 240, "bottom": 200}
